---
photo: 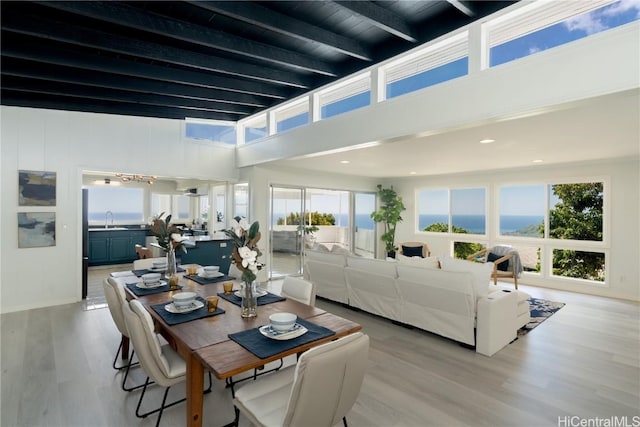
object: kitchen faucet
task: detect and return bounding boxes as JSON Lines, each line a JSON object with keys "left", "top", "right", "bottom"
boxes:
{"left": 105, "top": 210, "right": 113, "bottom": 228}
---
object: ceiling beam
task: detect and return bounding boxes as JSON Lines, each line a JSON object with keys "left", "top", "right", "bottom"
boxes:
{"left": 1, "top": 38, "right": 287, "bottom": 102}
{"left": 0, "top": 58, "right": 280, "bottom": 111}
{"left": 189, "top": 1, "right": 372, "bottom": 61}
{"left": 1, "top": 91, "right": 239, "bottom": 121}
{"left": 1, "top": 76, "right": 253, "bottom": 116}
{"left": 37, "top": 1, "right": 337, "bottom": 76}
{"left": 447, "top": 0, "right": 475, "bottom": 17}
{"left": 335, "top": 1, "right": 417, "bottom": 42}
{"left": 1, "top": 12, "right": 312, "bottom": 88}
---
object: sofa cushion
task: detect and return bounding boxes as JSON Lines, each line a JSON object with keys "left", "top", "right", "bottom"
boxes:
{"left": 346, "top": 256, "right": 397, "bottom": 277}
{"left": 396, "top": 254, "right": 440, "bottom": 269}
{"left": 305, "top": 250, "right": 346, "bottom": 266}
{"left": 487, "top": 252, "right": 509, "bottom": 271}
{"left": 331, "top": 246, "right": 351, "bottom": 255}
{"left": 439, "top": 257, "right": 493, "bottom": 298}
{"left": 401, "top": 245, "right": 424, "bottom": 258}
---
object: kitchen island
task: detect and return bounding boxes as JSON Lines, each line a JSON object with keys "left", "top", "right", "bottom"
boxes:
{"left": 172, "top": 235, "right": 235, "bottom": 275}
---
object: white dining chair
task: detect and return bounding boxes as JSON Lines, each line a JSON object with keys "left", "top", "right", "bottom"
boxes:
{"left": 233, "top": 332, "right": 369, "bottom": 427}
{"left": 122, "top": 299, "right": 212, "bottom": 427}
{"left": 281, "top": 276, "right": 316, "bottom": 306}
{"left": 133, "top": 256, "right": 167, "bottom": 270}
{"left": 103, "top": 277, "right": 143, "bottom": 391}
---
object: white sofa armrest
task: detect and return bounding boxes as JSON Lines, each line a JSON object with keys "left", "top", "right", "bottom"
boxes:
{"left": 476, "top": 290, "right": 518, "bottom": 356}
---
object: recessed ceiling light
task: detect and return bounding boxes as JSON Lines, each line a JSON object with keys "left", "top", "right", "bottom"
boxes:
{"left": 533, "top": 159, "right": 544, "bottom": 163}
{"left": 409, "top": 171, "right": 417, "bottom": 175}
{"left": 340, "top": 160, "right": 350, "bottom": 164}
{"left": 479, "top": 139, "right": 495, "bottom": 144}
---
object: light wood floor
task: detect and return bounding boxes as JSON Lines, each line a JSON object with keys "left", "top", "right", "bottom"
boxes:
{"left": 2, "top": 275, "right": 638, "bottom": 427}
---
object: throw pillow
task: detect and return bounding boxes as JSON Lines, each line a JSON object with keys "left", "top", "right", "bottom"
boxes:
{"left": 402, "top": 245, "right": 424, "bottom": 258}
{"left": 397, "top": 254, "right": 440, "bottom": 269}
{"left": 487, "top": 252, "right": 509, "bottom": 271}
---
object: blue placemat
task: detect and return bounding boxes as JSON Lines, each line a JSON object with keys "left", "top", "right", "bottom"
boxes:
{"left": 133, "top": 266, "right": 185, "bottom": 277}
{"left": 186, "top": 274, "right": 234, "bottom": 285}
{"left": 150, "top": 296, "right": 225, "bottom": 326}
{"left": 228, "top": 317, "right": 335, "bottom": 359}
{"left": 125, "top": 281, "right": 183, "bottom": 296}
{"left": 217, "top": 291, "right": 285, "bottom": 306}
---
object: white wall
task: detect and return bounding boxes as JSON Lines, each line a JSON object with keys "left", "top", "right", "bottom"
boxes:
{"left": 1, "top": 107, "right": 237, "bottom": 313}
{"left": 387, "top": 158, "right": 640, "bottom": 301}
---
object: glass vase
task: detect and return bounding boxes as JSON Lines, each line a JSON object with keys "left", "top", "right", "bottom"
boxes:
{"left": 241, "top": 281, "right": 258, "bottom": 318}
{"left": 166, "top": 246, "right": 177, "bottom": 277}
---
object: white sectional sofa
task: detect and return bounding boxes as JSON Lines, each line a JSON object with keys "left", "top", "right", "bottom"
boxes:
{"left": 304, "top": 250, "right": 531, "bottom": 356}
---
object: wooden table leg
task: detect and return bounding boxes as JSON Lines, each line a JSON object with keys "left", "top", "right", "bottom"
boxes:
{"left": 186, "top": 353, "right": 204, "bottom": 427}
{"left": 121, "top": 335, "right": 130, "bottom": 360}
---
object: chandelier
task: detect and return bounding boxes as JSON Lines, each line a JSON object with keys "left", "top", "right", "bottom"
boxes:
{"left": 115, "top": 173, "right": 157, "bottom": 185}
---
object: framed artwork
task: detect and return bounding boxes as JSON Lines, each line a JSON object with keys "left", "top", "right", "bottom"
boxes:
{"left": 18, "top": 170, "right": 56, "bottom": 206}
{"left": 18, "top": 212, "right": 56, "bottom": 248}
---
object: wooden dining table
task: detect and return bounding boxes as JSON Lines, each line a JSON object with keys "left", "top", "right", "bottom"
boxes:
{"left": 123, "top": 272, "right": 362, "bottom": 427}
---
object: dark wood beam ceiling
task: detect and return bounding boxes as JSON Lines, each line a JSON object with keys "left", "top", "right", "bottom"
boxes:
{"left": 1, "top": 1, "right": 516, "bottom": 122}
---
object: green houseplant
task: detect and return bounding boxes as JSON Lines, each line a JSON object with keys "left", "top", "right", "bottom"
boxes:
{"left": 370, "top": 185, "right": 406, "bottom": 258}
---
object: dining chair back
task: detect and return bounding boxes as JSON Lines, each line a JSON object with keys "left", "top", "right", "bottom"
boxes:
{"left": 103, "top": 277, "right": 144, "bottom": 391}
{"left": 135, "top": 244, "right": 153, "bottom": 259}
{"left": 228, "top": 262, "right": 243, "bottom": 279}
{"left": 104, "top": 277, "right": 129, "bottom": 338}
{"left": 233, "top": 332, "right": 369, "bottom": 427}
{"left": 133, "top": 257, "right": 167, "bottom": 270}
{"left": 122, "top": 299, "right": 190, "bottom": 427}
{"left": 281, "top": 276, "right": 316, "bottom": 306}
{"left": 123, "top": 300, "right": 186, "bottom": 387}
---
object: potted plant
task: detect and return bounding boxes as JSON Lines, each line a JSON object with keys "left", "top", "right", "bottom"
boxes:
{"left": 370, "top": 185, "right": 406, "bottom": 258}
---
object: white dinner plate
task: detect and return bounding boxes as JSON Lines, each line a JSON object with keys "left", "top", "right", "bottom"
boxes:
{"left": 197, "top": 271, "right": 223, "bottom": 279}
{"left": 259, "top": 323, "right": 307, "bottom": 340}
{"left": 136, "top": 279, "right": 167, "bottom": 289}
{"left": 234, "top": 288, "right": 268, "bottom": 298}
{"left": 164, "top": 300, "right": 204, "bottom": 314}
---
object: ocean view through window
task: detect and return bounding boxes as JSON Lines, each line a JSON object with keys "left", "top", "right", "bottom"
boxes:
{"left": 87, "top": 186, "right": 144, "bottom": 223}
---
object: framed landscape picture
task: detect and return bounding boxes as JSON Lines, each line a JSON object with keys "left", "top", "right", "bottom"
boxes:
{"left": 18, "top": 170, "right": 56, "bottom": 206}
{"left": 18, "top": 212, "right": 56, "bottom": 248}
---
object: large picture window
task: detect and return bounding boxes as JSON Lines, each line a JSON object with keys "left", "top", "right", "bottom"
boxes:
{"left": 87, "top": 186, "right": 144, "bottom": 224}
{"left": 151, "top": 194, "right": 190, "bottom": 222}
{"left": 418, "top": 187, "right": 486, "bottom": 235}
{"left": 499, "top": 185, "right": 545, "bottom": 238}
{"left": 549, "top": 182, "right": 603, "bottom": 241}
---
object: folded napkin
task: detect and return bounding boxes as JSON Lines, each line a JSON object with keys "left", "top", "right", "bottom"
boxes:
{"left": 228, "top": 317, "right": 335, "bottom": 359}
{"left": 186, "top": 274, "right": 234, "bottom": 285}
{"left": 150, "top": 296, "right": 225, "bottom": 326}
{"left": 217, "top": 291, "right": 285, "bottom": 307}
{"left": 125, "top": 281, "right": 183, "bottom": 296}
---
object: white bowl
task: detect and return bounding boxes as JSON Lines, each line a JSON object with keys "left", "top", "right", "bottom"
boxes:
{"left": 141, "top": 273, "right": 161, "bottom": 284}
{"left": 269, "top": 312, "right": 297, "bottom": 332}
{"left": 152, "top": 261, "right": 167, "bottom": 269}
{"left": 172, "top": 292, "right": 197, "bottom": 308}
{"left": 203, "top": 266, "right": 220, "bottom": 273}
